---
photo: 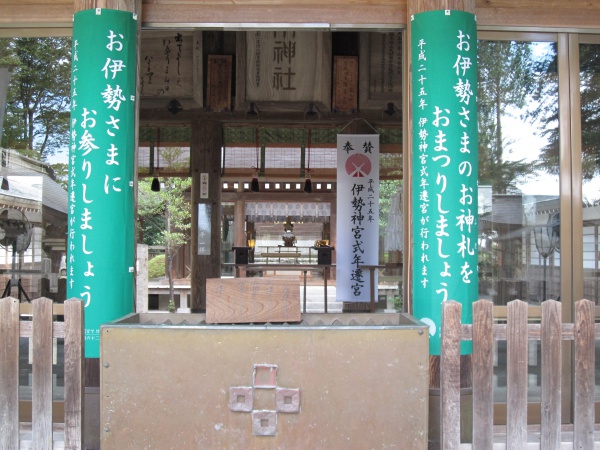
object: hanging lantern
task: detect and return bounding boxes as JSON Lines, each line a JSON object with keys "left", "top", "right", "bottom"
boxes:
{"left": 151, "top": 128, "right": 161, "bottom": 192}
{"left": 304, "top": 129, "right": 313, "bottom": 193}
{"left": 250, "top": 127, "right": 260, "bottom": 192}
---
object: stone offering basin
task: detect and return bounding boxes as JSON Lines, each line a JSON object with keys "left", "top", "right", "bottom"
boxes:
{"left": 101, "top": 312, "right": 429, "bottom": 449}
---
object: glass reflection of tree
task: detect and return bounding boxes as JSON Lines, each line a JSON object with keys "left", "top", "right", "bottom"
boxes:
{"left": 535, "top": 44, "right": 600, "bottom": 182}
{"left": 478, "top": 40, "right": 546, "bottom": 303}
{"left": 478, "top": 40, "right": 539, "bottom": 195}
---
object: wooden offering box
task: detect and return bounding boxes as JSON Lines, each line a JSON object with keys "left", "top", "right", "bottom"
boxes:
{"left": 206, "top": 278, "right": 301, "bottom": 323}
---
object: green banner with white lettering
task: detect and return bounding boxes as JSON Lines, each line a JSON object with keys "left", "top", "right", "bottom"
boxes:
{"left": 68, "top": 9, "right": 137, "bottom": 357}
{"left": 411, "top": 10, "right": 478, "bottom": 355}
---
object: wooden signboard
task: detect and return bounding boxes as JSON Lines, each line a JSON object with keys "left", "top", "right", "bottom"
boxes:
{"left": 332, "top": 56, "right": 358, "bottom": 112}
{"left": 237, "top": 31, "right": 332, "bottom": 111}
{"left": 140, "top": 30, "right": 202, "bottom": 106}
{"left": 359, "top": 32, "right": 403, "bottom": 109}
{"left": 206, "top": 55, "right": 232, "bottom": 112}
{"left": 206, "top": 278, "right": 301, "bottom": 324}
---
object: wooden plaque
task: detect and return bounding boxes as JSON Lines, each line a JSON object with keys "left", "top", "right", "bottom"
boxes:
{"left": 333, "top": 56, "right": 358, "bottom": 112}
{"left": 206, "top": 55, "right": 232, "bottom": 112}
{"left": 238, "top": 31, "right": 332, "bottom": 110}
{"left": 140, "top": 31, "right": 195, "bottom": 98}
{"left": 359, "top": 32, "right": 403, "bottom": 109}
{"left": 206, "top": 278, "right": 301, "bottom": 324}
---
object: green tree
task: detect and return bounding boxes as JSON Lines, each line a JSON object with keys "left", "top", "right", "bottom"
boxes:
{"left": 379, "top": 179, "right": 402, "bottom": 238}
{"left": 137, "top": 147, "right": 192, "bottom": 308}
{"left": 1, "top": 37, "right": 71, "bottom": 161}
{"left": 49, "top": 162, "right": 68, "bottom": 190}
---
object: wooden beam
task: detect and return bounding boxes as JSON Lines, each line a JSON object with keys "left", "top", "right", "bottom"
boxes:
{"left": 0, "top": 6, "right": 72, "bottom": 26}
{"left": 191, "top": 119, "right": 223, "bottom": 311}
{"left": 78, "top": 0, "right": 139, "bottom": 12}
{"left": 3, "top": 0, "right": 600, "bottom": 33}
{"left": 477, "top": 0, "right": 599, "bottom": 8}
{"left": 222, "top": 191, "right": 335, "bottom": 202}
{"left": 477, "top": 7, "right": 600, "bottom": 29}
{"left": 143, "top": 4, "right": 407, "bottom": 26}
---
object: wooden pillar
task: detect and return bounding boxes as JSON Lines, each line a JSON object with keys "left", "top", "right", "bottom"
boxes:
{"left": 234, "top": 199, "right": 245, "bottom": 247}
{"left": 329, "top": 199, "right": 337, "bottom": 276}
{"left": 407, "top": 0, "right": 475, "bottom": 446}
{"left": 233, "top": 198, "right": 247, "bottom": 277}
{"left": 191, "top": 119, "right": 222, "bottom": 310}
{"left": 71, "top": 2, "right": 141, "bottom": 447}
{"left": 136, "top": 244, "right": 148, "bottom": 313}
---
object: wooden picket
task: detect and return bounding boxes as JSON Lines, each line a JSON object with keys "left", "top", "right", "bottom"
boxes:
{"left": 0, "top": 297, "right": 84, "bottom": 449}
{"left": 472, "top": 299, "right": 494, "bottom": 449}
{"left": 440, "top": 298, "right": 599, "bottom": 448}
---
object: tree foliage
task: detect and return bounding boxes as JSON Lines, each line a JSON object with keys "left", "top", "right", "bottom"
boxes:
{"left": 379, "top": 179, "right": 402, "bottom": 237}
{"left": 50, "top": 162, "right": 69, "bottom": 190}
{"left": 138, "top": 177, "right": 192, "bottom": 303}
{"left": 0, "top": 37, "right": 71, "bottom": 161}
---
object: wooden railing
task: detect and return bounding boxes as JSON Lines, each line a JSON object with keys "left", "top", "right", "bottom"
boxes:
{"left": 0, "top": 297, "right": 84, "bottom": 449}
{"left": 439, "top": 299, "right": 598, "bottom": 449}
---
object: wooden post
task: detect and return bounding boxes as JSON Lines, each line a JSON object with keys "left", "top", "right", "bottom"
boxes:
{"left": 440, "top": 301, "right": 461, "bottom": 450}
{"left": 506, "top": 299, "right": 528, "bottom": 449}
{"left": 32, "top": 298, "right": 53, "bottom": 448}
{"left": 0, "top": 297, "right": 19, "bottom": 449}
{"left": 191, "top": 119, "right": 223, "bottom": 310}
{"left": 234, "top": 200, "right": 245, "bottom": 248}
{"left": 472, "top": 300, "right": 494, "bottom": 449}
{"left": 234, "top": 199, "right": 246, "bottom": 278}
{"left": 541, "top": 300, "right": 562, "bottom": 450}
{"left": 64, "top": 299, "right": 85, "bottom": 449}
{"left": 574, "top": 299, "right": 595, "bottom": 450}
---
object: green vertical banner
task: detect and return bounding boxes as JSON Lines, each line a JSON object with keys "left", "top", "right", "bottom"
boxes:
{"left": 68, "top": 9, "right": 137, "bottom": 357}
{"left": 411, "top": 10, "right": 478, "bottom": 355}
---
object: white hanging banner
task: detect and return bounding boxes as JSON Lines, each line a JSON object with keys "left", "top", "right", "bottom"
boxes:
{"left": 336, "top": 134, "right": 380, "bottom": 302}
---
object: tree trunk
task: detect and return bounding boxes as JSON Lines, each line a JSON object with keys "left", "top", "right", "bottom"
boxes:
{"left": 167, "top": 252, "right": 174, "bottom": 304}
{"left": 28, "top": 109, "right": 34, "bottom": 149}
{"left": 166, "top": 205, "right": 175, "bottom": 304}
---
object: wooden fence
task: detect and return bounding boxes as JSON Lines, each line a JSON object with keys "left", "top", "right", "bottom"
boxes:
{"left": 0, "top": 297, "right": 84, "bottom": 449}
{"left": 440, "top": 299, "right": 598, "bottom": 449}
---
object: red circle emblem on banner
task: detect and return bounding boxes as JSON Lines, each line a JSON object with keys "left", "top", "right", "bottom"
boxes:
{"left": 345, "top": 153, "right": 372, "bottom": 177}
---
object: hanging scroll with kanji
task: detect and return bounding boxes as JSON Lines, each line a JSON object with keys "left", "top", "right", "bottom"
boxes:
{"left": 336, "top": 134, "right": 380, "bottom": 302}
{"left": 359, "top": 32, "right": 403, "bottom": 109}
{"left": 139, "top": 30, "right": 202, "bottom": 106}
